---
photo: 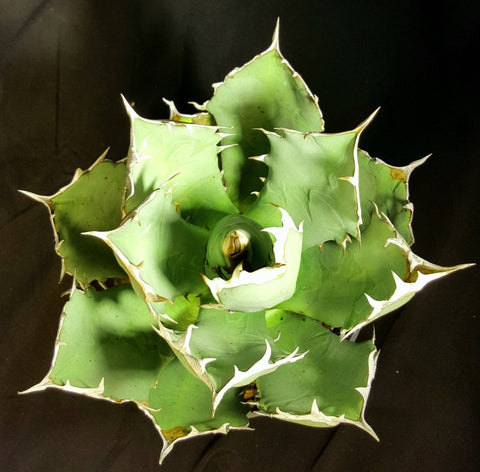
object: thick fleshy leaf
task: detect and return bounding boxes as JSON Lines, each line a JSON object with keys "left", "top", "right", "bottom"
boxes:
{"left": 245, "top": 118, "right": 376, "bottom": 248}
{"left": 148, "top": 363, "right": 249, "bottom": 463}
{"left": 278, "top": 211, "right": 408, "bottom": 329}
{"left": 20, "top": 153, "right": 126, "bottom": 285}
{"left": 184, "top": 307, "right": 305, "bottom": 413}
{"left": 25, "top": 285, "right": 172, "bottom": 402}
{"left": 280, "top": 209, "right": 470, "bottom": 332}
{"left": 123, "top": 99, "right": 237, "bottom": 230}
{"left": 256, "top": 310, "right": 378, "bottom": 437}
{"left": 89, "top": 186, "right": 209, "bottom": 314}
{"left": 23, "top": 284, "right": 250, "bottom": 462}
{"left": 358, "top": 149, "right": 428, "bottom": 245}
{"left": 341, "top": 223, "right": 473, "bottom": 339}
{"left": 206, "top": 23, "right": 323, "bottom": 210}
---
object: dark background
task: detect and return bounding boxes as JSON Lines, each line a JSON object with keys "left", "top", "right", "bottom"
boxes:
{"left": 1, "top": 1, "right": 479, "bottom": 471}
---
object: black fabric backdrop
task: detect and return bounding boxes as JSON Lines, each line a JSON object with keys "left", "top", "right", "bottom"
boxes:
{"left": 1, "top": 1, "right": 479, "bottom": 471}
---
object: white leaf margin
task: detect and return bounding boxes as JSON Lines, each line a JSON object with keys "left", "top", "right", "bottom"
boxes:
{"left": 211, "top": 339, "right": 307, "bottom": 414}
{"left": 341, "top": 207, "right": 473, "bottom": 339}
{"left": 250, "top": 345, "right": 380, "bottom": 440}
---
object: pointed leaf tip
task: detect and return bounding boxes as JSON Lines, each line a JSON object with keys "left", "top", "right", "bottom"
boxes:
{"left": 121, "top": 94, "right": 138, "bottom": 120}
{"left": 355, "top": 107, "right": 381, "bottom": 134}
{"left": 271, "top": 18, "right": 281, "bottom": 52}
{"left": 18, "top": 189, "right": 51, "bottom": 205}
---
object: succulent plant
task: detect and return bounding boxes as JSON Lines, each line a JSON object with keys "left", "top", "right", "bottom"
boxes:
{"left": 21, "top": 21, "right": 470, "bottom": 464}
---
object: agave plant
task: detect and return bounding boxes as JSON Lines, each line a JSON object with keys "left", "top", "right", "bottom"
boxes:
{"left": 21, "top": 22, "right": 469, "bottom": 463}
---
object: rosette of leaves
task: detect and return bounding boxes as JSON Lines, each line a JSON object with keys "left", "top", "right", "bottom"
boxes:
{"left": 21, "top": 22, "right": 470, "bottom": 463}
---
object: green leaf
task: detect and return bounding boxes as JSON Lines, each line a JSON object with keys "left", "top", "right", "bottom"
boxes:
{"left": 90, "top": 186, "right": 209, "bottom": 315}
{"left": 148, "top": 358, "right": 248, "bottom": 435}
{"left": 206, "top": 29, "right": 323, "bottom": 210}
{"left": 358, "top": 149, "right": 427, "bottom": 245}
{"left": 185, "top": 307, "right": 305, "bottom": 413}
{"left": 278, "top": 211, "right": 408, "bottom": 329}
{"left": 278, "top": 207, "right": 470, "bottom": 335}
{"left": 21, "top": 153, "right": 127, "bottom": 285}
{"left": 40, "top": 285, "right": 172, "bottom": 401}
{"left": 257, "top": 310, "right": 378, "bottom": 437}
{"left": 25, "top": 284, "right": 249, "bottom": 461}
{"left": 123, "top": 99, "right": 237, "bottom": 230}
{"left": 149, "top": 362, "right": 249, "bottom": 463}
{"left": 164, "top": 294, "right": 201, "bottom": 331}
{"left": 246, "top": 126, "right": 366, "bottom": 248}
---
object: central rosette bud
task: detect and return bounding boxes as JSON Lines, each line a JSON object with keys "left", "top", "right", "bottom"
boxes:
{"left": 202, "top": 208, "right": 303, "bottom": 312}
{"left": 222, "top": 229, "right": 250, "bottom": 269}
{"left": 206, "top": 214, "right": 275, "bottom": 279}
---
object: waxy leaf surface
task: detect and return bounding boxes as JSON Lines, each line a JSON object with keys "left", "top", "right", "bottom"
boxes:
{"left": 124, "top": 106, "right": 237, "bottom": 229}
{"left": 94, "top": 187, "right": 209, "bottom": 314}
{"left": 22, "top": 157, "right": 127, "bottom": 285}
{"left": 246, "top": 129, "right": 361, "bottom": 247}
{"left": 279, "top": 212, "right": 407, "bottom": 329}
{"left": 257, "top": 310, "right": 376, "bottom": 436}
{"left": 207, "top": 45, "right": 323, "bottom": 210}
